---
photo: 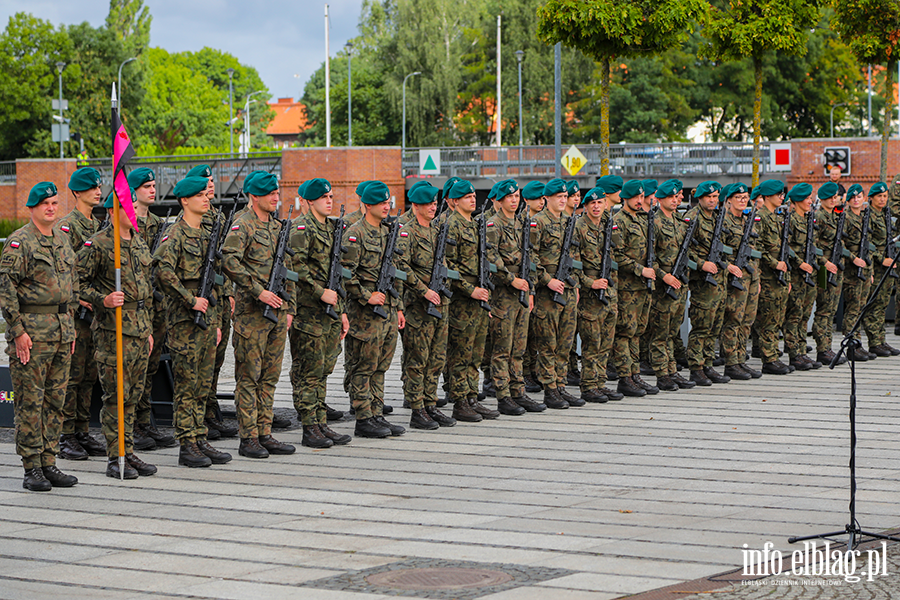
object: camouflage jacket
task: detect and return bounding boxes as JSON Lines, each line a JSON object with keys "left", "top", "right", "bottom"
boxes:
{"left": 755, "top": 205, "right": 786, "bottom": 281}
{"left": 869, "top": 207, "right": 888, "bottom": 267}
{"left": 445, "top": 210, "right": 485, "bottom": 298}
{"left": 653, "top": 211, "right": 687, "bottom": 277}
{"left": 612, "top": 208, "right": 651, "bottom": 292}
{"left": 345, "top": 209, "right": 364, "bottom": 227}
{"left": 787, "top": 210, "right": 821, "bottom": 271}
{"left": 341, "top": 217, "right": 404, "bottom": 311}
{"left": 396, "top": 217, "right": 436, "bottom": 301}
{"left": 0, "top": 221, "right": 77, "bottom": 343}
{"left": 529, "top": 210, "right": 581, "bottom": 291}
{"left": 153, "top": 218, "right": 219, "bottom": 326}
{"left": 724, "top": 209, "right": 760, "bottom": 280}
{"left": 843, "top": 208, "right": 870, "bottom": 269}
{"left": 815, "top": 207, "right": 838, "bottom": 265}
{"left": 56, "top": 208, "right": 100, "bottom": 251}
{"left": 201, "top": 204, "right": 234, "bottom": 299}
{"left": 77, "top": 226, "right": 153, "bottom": 338}
{"left": 136, "top": 211, "right": 162, "bottom": 250}
{"left": 575, "top": 212, "right": 618, "bottom": 302}
{"left": 487, "top": 211, "right": 532, "bottom": 290}
{"left": 290, "top": 211, "right": 346, "bottom": 315}
{"left": 685, "top": 205, "right": 728, "bottom": 284}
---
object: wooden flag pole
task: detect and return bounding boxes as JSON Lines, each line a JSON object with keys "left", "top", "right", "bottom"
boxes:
{"left": 112, "top": 83, "right": 126, "bottom": 480}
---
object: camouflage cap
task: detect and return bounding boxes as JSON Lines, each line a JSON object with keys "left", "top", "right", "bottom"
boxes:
{"left": 68, "top": 167, "right": 102, "bottom": 192}
{"left": 27, "top": 182, "right": 58, "bottom": 207}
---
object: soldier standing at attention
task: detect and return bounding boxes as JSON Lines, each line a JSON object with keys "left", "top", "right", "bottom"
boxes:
{"left": 840, "top": 184, "right": 874, "bottom": 361}
{"left": 56, "top": 168, "right": 106, "bottom": 461}
{"left": 611, "top": 180, "right": 659, "bottom": 397}
{"left": 78, "top": 191, "right": 157, "bottom": 479}
{"left": 345, "top": 180, "right": 372, "bottom": 226}
{"left": 221, "top": 171, "right": 296, "bottom": 458}
{"left": 564, "top": 180, "right": 581, "bottom": 385}
{"left": 597, "top": 176, "right": 623, "bottom": 207}
{"left": 396, "top": 184, "right": 458, "bottom": 429}
{"left": 341, "top": 181, "right": 406, "bottom": 437}
{"left": 433, "top": 177, "right": 461, "bottom": 231}
{"left": 153, "top": 177, "right": 231, "bottom": 467}
{"left": 520, "top": 180, "right": 546, "bottom": 393}
{"left": 289, "top": 179, "right": 354, "bottom": 447}
{"left": 0, "top": 182, "right": 79, "bottom": 491}
{"left": 811, "top": 182, "right": 845, "bottom": 365}
{"left": 861, "top": 182, "right": 900, "bottom": 356}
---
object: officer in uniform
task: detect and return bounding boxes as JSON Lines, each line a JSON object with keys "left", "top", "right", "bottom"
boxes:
{"left": 289, "top": 178, "right": 354, "bottom": 447}
{"left": 861, "top": 182, "right": 900, "bottom": 356}
{"left": 221, "top": 171, "right": 296, "bottom": 458}
{"left": 0, "top": 182, "right": 79, "bottom": 491}
{"left": 341, "top": 181, "right": 406, "bottom": 437}
{"left": 78, "top": 190, "right": 157, "bottom": 479}
{"left": 521, "top": 180, "right": 546, "bottom": 393}
{"left": 56, "top": 168, "right": 106, "bottom": 461}
{"left": 153, "top": 176, "right": 232, "bottom": 468}
{"left": 811, "top": 182, "right": 846, "bottom": 365}
{"left": 841, "top": 184, "right": 875, "bottom": 361}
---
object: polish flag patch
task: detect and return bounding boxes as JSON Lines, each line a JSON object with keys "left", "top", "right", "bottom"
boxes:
{"left": 161, "top": 236, "right": 168, "bottom": 243}
{"left": 83, "top": 241, "right": 92, "bottom": 247}
{"left": 348, "top": 236, "right": 357, "bottom": 242}
{"left": 529, "top": 221, "right": 537, "bottom": 227}
{"left": 487, "top": 222, "right": 494, "bottom": 227}
{"left": 231, "top": 225, "right": 240, "bottom": 231}
{"left": 399, "top": 231, "right": 408, "bottom": 237}
{"left": 297, "top": 225, "right": 305, "bottom": 230}
{"left": 612, "top": 224, "right": 618, "bottom": 230}
{"left": 60, "top": 225, "right": 70, "bottom": 233}
{"left": 9, "top": 241, "right": 19, "bottom": 248}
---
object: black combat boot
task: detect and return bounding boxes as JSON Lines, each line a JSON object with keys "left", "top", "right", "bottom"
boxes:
{"left": 126, "top": 453, "right": 158, "bottom": 476}
{"left": 354, "top": 417, "right": 392, "bottom": 438}
{"left": 761, "top": 360, "right": 790, "bottom": 375}
{"left": 144, "top": 424, "right": 177, "bottom": 448}
{"left": 632, "top": 374, "right": 659, "bottom": 395}
{"left": 524, "top": 373, "right": 542, "bottom": 393}
{"left": 724, "top": 364, "right": 752, "bottom": 380}
{"left": 599, "top": 386, "right": 624, "bottom": 400}
{"left": 616, "top": 376, "right": 646, "bottom": 397}
{"left": 106, "top": 458, "right": 139, "bottom": 480}
{"left": 739, "top": 363, "right": 763, "bottom": 378}
{"left": 271, "top": 414, "right": 292, "bottom": 429}
{"left": 301, "top": 424, "right": 334, "bottom": 448}
{"left": 325, "top": 404, "right": 345, "bottom": 421}
{"left": 512, "top": 392, "right": 546, "bottom": 412}
{"left": 425, "top": 405, "right": 457, "bottom": 427}
{"left": 23, "top": 467, "right": 52, "bottom": 491}
{"left": 558, "top": 388, "right": 586, "bottom": 406}
{"left": 259, "top": 435, "right": 296, "bottom": 454}
{"left": 481, "top": 377, "right": 497, "bottom": 398}
{"left": 690, "top": 369, "right": 712, "bottom": 386}
{"left": 132, "top": 425, "right": 156, "bottom": 451}
{"left": 452, "top": 398, "right": 483, "bottom": 422}
{"left": 655, "top": 375, "right": 678, "bottom": 391}
{"left": 468, "top": 395, "right": 500, "bottom": 419}
{"left": 374, "top": 415, "right": 405, "bottom": 436}
{"left": 581, "top": 389, "right": 608, "bottom": 403}
{"left": 75, "top": 431, "right": 106, "bottom": 456}
{"left": 205, "top": 416, "right": 238, "bottom": 438}
{"left": 238, "top": 437, "right": 270, "bottom": 458}
{"left": 410, "top": 408, "right": 440, "bottom": 430}
{"left": 196, "top": 438, "right": 232, "bottom": 463}
{"left": 703, "top": 366, "right": 730, "bottom": 384}
{"left": 179, "top": 442, "right": 213, "bottom": 468}
{"left": 671, "top": 372, "right": 696, "bottom": 389}
{"left": 41, "top": 465, "right": 77, "bottom": 487}
{"left": 59, "top": 434, "right": 88, "bottom": 461}
{"left": 543, "top": 387, "right": 569, "bottom": 409}
{"left": 319, "top": 423, "right": 352, "bottom": 444}
{"left": 497, "top": 397, "right": 526, "bottom": 416}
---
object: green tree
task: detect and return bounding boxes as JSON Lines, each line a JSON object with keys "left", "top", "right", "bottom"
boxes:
{"left": 537, "top": 0, "right": 707, "bottom": 174}
{"left": 831, "top": 0, "right": 900, "bottom": 181}
{"left": 106, "top": 0, "right": 151, "bottom": 57}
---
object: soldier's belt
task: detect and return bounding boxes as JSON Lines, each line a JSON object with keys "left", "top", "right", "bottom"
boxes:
{"left": 19, "top": 303, "right": 68, "bottom": 314}
{"left": 461, "top": 274, "right": 478, "bottom": 284}
{"left": 122, "top": 300, "right": 147, "bottom": 310}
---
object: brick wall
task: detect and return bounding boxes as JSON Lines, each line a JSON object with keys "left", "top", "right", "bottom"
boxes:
{"left": 0, "top": 184, "right": 16, "bottom": 222}
{"left": 789, "top": 138, "right": 900, "bottom": 192}
{"left": 13, "top": 159, "right": 79, "bottom": 221}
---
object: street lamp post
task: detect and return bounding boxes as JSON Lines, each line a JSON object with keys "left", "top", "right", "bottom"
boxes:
{"left": 227, "top": 68, "right": 235, "bottom": 155}
{"left": 117, "top": 57, "right": 136, "bottom": 115}
{"left": 830, "top": 102, "right": 848, "bottom": 139}
{"left": 402, "top": 71, "right": 421, "bottom": 155}
{"left": 346, "top": 42, "right": 353, "bottom": 146}
{"left": 515, "top": 50, "right": 524, "bottom": 147}
{"left": 56, "top": 62, "right": 65, "bottom": 159}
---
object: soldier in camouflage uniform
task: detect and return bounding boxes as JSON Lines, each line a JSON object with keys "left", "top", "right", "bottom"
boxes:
{"left": 638, "top": 179, "right": 658, "bottom": 375}
{"left": 811, "top": 182, "right": 846, "bottom": 365}
{"left": 840, "top": 184, "right": 875, "bottom": 361}
{"left": 478, "top": 183, "right": 499, "bottom": 399}
{"left": 574, "top": 187, "right": 626, "bottom": 402}
{"left": 563, "top": 180, "right": 583, "bottom": 385}
{"left": 888, "top": 172, "right": 900, "bottom": 335}
{"left": 341, "top": 181, "right": 406, "bottom": 437}
{"left": 0, "top": 182, "right": 79, "bottom": 491}
{"left": 520, "top": 180, "right": 547, "bottom": 393}
{"left": 342, "top": 180, "right": 368, "bottom": 398}
{"left": 78, "top": 191, "right": 158, "bottom": 480}
{"left": 611, "top": 180, "right": 659, "bottom": 397}
{"left": 222, "top": 170, "right": 297, "bottom": 458}
{"left": 861, "top": 182, "right": 900, "bottom": 356}
{"left": 154, "top": 176, "right": 232, "bottom": 468}
{"left": 56, "top": 168, "right": 106, "bottom": 461}
{"left": 529, "top": 178, "right": 585, "bottom": 409}
{"left": 288, "top": 179, "right": 354, "bottom": 447}
{"left": 782, "top": 183, "right": 822, "bottom": 371}
{"left": 395, "top": 184, "right": 458, "bottom": 428}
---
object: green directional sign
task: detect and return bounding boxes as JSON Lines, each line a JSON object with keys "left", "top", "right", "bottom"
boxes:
{"left": 423, "top": 155, "right": 437, "bottom": 171}
{"left": 419, "top": 149, "right": 441, "bottom": 175}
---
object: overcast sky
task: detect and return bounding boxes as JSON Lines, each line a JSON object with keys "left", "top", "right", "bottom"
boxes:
{"left": 0, "top": 0, "right": 364, "bottom": 101}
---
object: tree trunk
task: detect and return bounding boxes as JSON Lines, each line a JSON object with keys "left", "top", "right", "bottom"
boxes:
{"left": 600, "top": 55, "right": 610, "bottom": 176}
{"left": 752, "top": 57, "right": 763, "bottom": 187}
{"left": 881, "top": 61, "right": 894, "bottom": 183}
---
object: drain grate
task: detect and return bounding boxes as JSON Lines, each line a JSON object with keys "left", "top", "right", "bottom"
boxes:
{"left": 366, "top": 567, "right": 513, "bottom": 590}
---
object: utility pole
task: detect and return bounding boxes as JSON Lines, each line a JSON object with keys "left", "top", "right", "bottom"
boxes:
{"left": 227, "top": 68, "right": 235, "bottom": 155}
{"left": 554, "top": 43, "right": 561, "bottom": 178}
{"left": 495, "top": 14, "right": 501, "bottom": 147}
{"left": 56, "top": 62, "right": 65, "bottom": 159}
{"left": 325, "top": 4, "right": 331, "bottom": 147}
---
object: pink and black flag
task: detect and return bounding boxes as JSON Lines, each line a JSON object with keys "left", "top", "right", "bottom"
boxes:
{"left": 111, "top": 83, "right": 139, "bottom": 231}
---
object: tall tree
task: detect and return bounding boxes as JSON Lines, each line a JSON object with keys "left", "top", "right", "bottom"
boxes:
{"left": 831, "top": 0, "right": 900, "bottom": 181}
{"left": 106, "top": 0, "right": 151, "bottom": 57}
{"left": 537, "top": 0, "right": 707, "bottom": 175}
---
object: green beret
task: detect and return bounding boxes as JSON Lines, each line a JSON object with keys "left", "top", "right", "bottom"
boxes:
{"left": 442, "top": 177, "right": 461, "bottom": 199}
{"left": 487, "top": 181, "right": 500, "bottom": 200}
{"left": 566, "top": 180, "right": 580, "bottom": 195}
{"left": 244, "top": 171, "right": 279, "bottom": 196}
{"left": 356, "top": 180, "right": 374, "bottom": 197}
{"left": 753, "top": 179, "right": 785, "bottom": 199}
{"left": 297, "top": 181, "right": 307, "bottom": 197}
{"left": 641, "top": 179, "right": 659, "bottom": 197}
{"left": 104, "top": 187, "right": 134, "bottom": 209}
{"left": 655, "top": 179, "right": 682, "bottom": 198}
{"left": 580, "top": 186, "right": 606, "bottom": 208}
{"left": 620, "top": 179, "right": 644, "bottom": 200}
{"left": 361, "top": 181, "right": 391, "bottom": 205}
{"left": 448, "top": 179, "right": 475, "bottom": 199}
{"left": 173, "top": 176, "right": 210, "bottom": 199}
{"left": 495, "top": 179, "right": 518, "bottom": 200}
{"left": 869, "top": 182, "right": 888, "bottom": 196}
{"left": 596, "top": 175, "right": 623, "bottom": 194}
{"left": 817, "top": 181, "right": 840, "bottom": 200}
{"left": 694, "top": 180, "right": 721, "bottom": 198}
{"left": 522, "top": 181, "right": 545, "bottom": 200}
{"left": 27, "top": 182, "right": 58, "bottom": 207}
{"left": 127, "top": 167, "right": 155, "bottom": 189}
{"left": 410, "top": 184, "right": 439, "bottom": 205}
{"left": 787, "top": 182, "right": 813, "bottom": 202}
{"left": 543, "top": 178, "right": 567, "bottom": 196}
{"left": 723, "top": 182, "right": 749, "bottom": 201}
{"left": 186, "top": 164, "right": 212, "bottom": 179}
{"left": 68, "top": 167, "right": 102, "bottom": 192}
{"left": 409, "top": 180, "right": 432, "bottom": 194}
{"left": 846, "top": 183, "right": 864, "bottom": 200}
{"left": 302, "top": 178, "right": 332, "bottom": 201}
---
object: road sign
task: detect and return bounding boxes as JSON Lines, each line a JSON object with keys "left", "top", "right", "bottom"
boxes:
{"left": 769, "top": 143, "right": 791, "bottom": 172}
{"left": 51, "top": 123, "right": 69, "bottom": 142}
{"left": 419, "top": 149, "right": 440, "bottom": 175}
{"left": 561, "top": 145, "right": 587, "bottom": 176}
{"left": 52, "top": 99, "right": 68, "bottom": 111}
{"left": 823, "top": 147, "right": 851, "bottom": 176}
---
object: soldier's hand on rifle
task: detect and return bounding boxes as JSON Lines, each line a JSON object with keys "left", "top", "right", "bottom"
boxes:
{"left": 259, "top": 290, "right": 283, "bottom": 308}
{"left": 641, "top": 267, "right": 657, "bottom": 280}
{"left": 424, "top": 289, "right": 441, "bottom": 305}
{"left": 662, "top": 273, "right": 681, "bottom": 289}
{"left": 800, "top": 262, "right": 814, "bottom": 274}
{"left": 340, "top": 314, "right": 349, "bottom": 340}
{"left": 825, "top": 260, "right": 838, "bottom": 274}
{"left": 852, "top": 257, "right": 866, "bottom": 268}
{"left": 471, "top": 287, "right": 490, "bottom": 302}
{"left": 547, "top": 278, "right": 565, "bottom": 294}
{"left": 193, "top": 297, "right": 210, "bottom": 313}
{"left": 511, "top": 277, "right": 529, "bottom": 292}
{"left": 727, "top": 264, "right": 743, "bottom": 278}
{"left": 78, "top": 299, "right": 93, "bottom": 312}
{"left": 103, "top": 291, "right": 125, "bottom": 308}
{"left": 701, "top": 261, "right": 718, "bottom": 274}
{"left": 398, "top": 311, "right": 406, "bottom": 330}
{"left": 368, "top": 291, "right": 386, "bottom": 306}
{"left": 14, "top": 332, "right": 32, "bottom": 365}
{"left": 776, "top": 261, "right": 788, "bottom": 272}
{"left": 883, "top": 257, "right": 894, "bottom": 268}
{"left": 591, "top": 278, "right": 608, "bottom": 290}
{"left": 321, "top": 289, "right": 339, "bottom": 306}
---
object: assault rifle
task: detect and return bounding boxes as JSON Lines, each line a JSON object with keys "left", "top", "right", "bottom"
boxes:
{"left": 729, "top": 205, "right": 761, "bottom": 290}
{"left": 594, "top": 215, "right": 618, "bottom": 305}
{"left": 827, "top": 203, "right": 848, "bottom": 287}
{"left": 517, "top": 215, "right": 532, "bottom": 309}
{"left": 775, "top": 205, "right": 792, "bottom": 286}
{"left": 261, "top": 206, "right": 299, "bottom": 324}
{"left": 801, "top": 209, "right": 822, "bottom": 287}
{"left": 425, "top": 218, "right": 457, "bottom": 319}
{"left": 857, "top": 204, "right": 872, "bottom": 281}
{"left": 372, "top": 216, "right": 407, "bottom": 319}
{"left": 644, "top": 205, "right": 658, "bottom": 290}
{"left": 475, "top": 212, "right": 495, "bottom": 311}
{"left": 323, "top": 206, "right": 349, "bottom": 320}
{"left": 551, "top": 214, "right": 582, "bottom": 306}
{"left": 884, "top": 208, "right": 899, "bottom": 279}
{"left": 149, "top": 207, "right": 174, "bottom": 303}
{"left": 702, "top": 202, "right": 732, "bottom": 286}
{"left": 193, "top": 201, "right": 237, "bottom": 330}
{"left": 665, "top": 217, "right": 699, "bottom": 300}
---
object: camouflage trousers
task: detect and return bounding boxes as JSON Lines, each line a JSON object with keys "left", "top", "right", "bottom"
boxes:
{"left": 531, "top": 287, "right": 577, "bottom": 389}
{"left": 481, "top": 315, "right": 493, "bottom": 379}
{"left": 569, "top": 313, "right": 580, "bottom": 372}
{"left": 863, "top": 265, "right": 895, "bottom": 346}
{"left": 402, "top": 300, "right": 448, "bottom": 409}
{"left": 648, "top": 287, "right": 685, "bottom": 376}
{"left": 489, "top": 286, "right": 530, "bottom": 400}
{"left": 206, "top": 299, "right": 232, "bottom": 420}
{"left": 346, "top": 306, "right": 398, "bottom": 419}
{"left": 612, "top": 288, "right": 651, "bottom": 376}
{"left": 95, "top": 330, "right": 150, "bottom": 458}
{"left": 579, "top": 293, "right": 617, "bottom": 391}
{"left": 447, "top": 296, "right": 489, "bottom": 399}
{"left": 138, "top": 307, "right": 167, "bottom": 426}
{"left": 232, "top": 310, "right": 288, "bottom": 439}
{"left": 62, "top": 317, "right": 97, "bottom": 435}
{"left": 783, "top": 273, "right": 817, "bottom": 360}
{"left": 10, "top": 340, "right": 71, "bottom": 469}
{"left": 687, "top": 279, "right": 727, "bottom": 370}
{"left": 168, "top": 319, "right": 216, "bottom": 442}
{"left": 841, "top": 271, "right": 872, "bottom": 342}
{"left": 523, "top": 318, "right": 538, "bottom": 377}
{"left": 721, "top": 274, "right": 759, "bottom": 366}
{"left": 740, "top": 275, "right": 760, "bottom": 362}
{"left": 812, "top": 271, "right": 842, "bottom": 353}
{"left": 290, "top": 313, "right": 342, "bottom": 425}
{"left": 756, "top": 279, "right": 789, "bottom": 363}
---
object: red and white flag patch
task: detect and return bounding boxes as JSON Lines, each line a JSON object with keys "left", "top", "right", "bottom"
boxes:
{"left": 529, "top": 221, "right": 537, "bottom": 227}
{"left": 348, "top": 236, "right": 358, "bottom": 242}
{"left": 9, "top": 241, "right": 19, "bottom": 248}
{"left": 231, "top": 225, "right": 240, "bottom": 231}
{"left": 399, "top": 231, "right": 408, "bottom": 237}
{"left": 83, "top": 241, "right": 92, "bottom": 247}
{"left": 297, "top": 225, "right": 305, "bottom": 230}
{"left": 60, "top": 225, "right": 70, "bottom": 233}
{"left": 161, "top": 236, "right": 168, "bottom": 243}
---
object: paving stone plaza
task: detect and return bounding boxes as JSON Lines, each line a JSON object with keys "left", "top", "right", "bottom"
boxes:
{"left": 1, "top": 332, "right": 899, "bottom": 599}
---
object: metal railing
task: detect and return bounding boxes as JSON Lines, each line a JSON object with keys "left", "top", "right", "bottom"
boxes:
{"left": 402, "top": 142, "right": 778, "bottom": 179}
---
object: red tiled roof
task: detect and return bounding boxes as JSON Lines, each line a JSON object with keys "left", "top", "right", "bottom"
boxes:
{"left": 266, "top": 98, "right": 310, "bottom": 136}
